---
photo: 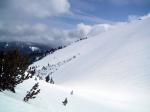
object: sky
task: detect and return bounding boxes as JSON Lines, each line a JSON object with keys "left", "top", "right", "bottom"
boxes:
{"left": 0, "top": 0, "right": 150, "bottom": 46}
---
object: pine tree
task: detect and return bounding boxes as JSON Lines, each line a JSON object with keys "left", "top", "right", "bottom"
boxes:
{"left": 0, "top": 52, "right": 4, "bottom": 92}
{"left": 50, "top": 77, "right": 54, "bottom": 84}
{"left": 62, "top": 98, "right": 68, "bottom": 106}
{"left": 0, "top": 49, "right": 30, "bottom": 93}
{"left": 23, "top": 82, "right": 40, "bottom": 102}
{"left": 45, "top": 75, "right": 50, "bottom": 82}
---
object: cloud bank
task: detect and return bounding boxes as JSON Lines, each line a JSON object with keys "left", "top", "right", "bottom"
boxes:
{"left": 12, "top": 0, "right": 70, "bottom": 18}
{"left": 0, "top": 22, "right": 112, "bottom": 47}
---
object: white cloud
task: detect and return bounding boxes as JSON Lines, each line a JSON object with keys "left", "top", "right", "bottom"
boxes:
{"left": 33, "top": 24, "right": 48, "bottom": 32}
{"left": 140, "top": 13, "right": 150, "bottom": 20}
{"left": 0, "top": 23, "right": 81, "bottom": 46}
{"left": 89, "top": 24, "right": 112, "bottom": 36}
{"left": 0, "top": 22, "right": 113, "bottom": 47}
{"left": 128, "top": 15, "right": 140, "bottom": 22}
{"left": 13, "top": 0, "right": 70, "bottom": 18}
{"left": 76, "top": 23, "right": 92, "bottom": 37}
{"left": 128, "top": 13, "right": 150, "bottom": 22}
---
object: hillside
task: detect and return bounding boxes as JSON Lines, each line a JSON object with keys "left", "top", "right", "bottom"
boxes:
{"left": 0, "top": 15, "right": 150, "bottom": 112}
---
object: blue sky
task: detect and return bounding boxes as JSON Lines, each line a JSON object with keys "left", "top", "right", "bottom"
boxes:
{"left": 0, "top": 0, "right": 150, "bottom": 45}
{"left": 42, "top": 0, "right": 150, "bottom": 27}
{"left": 70, "top": 0, "right": 150, "bottom": 21}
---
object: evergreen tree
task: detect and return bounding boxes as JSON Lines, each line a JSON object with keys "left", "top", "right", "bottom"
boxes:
{"left": 45, "top": 75, "right": 50, "bottom": 82}
{"left": 23, "top": 82, "right": 40, "bottom": 102}
{"left": 70, "top": 90, "right": 73, "bottom": 95}
{"left": 62, "top": 98, "right": 68, "bottom": 106}
{"left": 0, "top": 52, "right": 4, "bottom": 92}
{"left": 0, "top": 49, "right": 30, "bottom": 93}
{"left": 50, "top": 77, "right": 54, "bottom": 84}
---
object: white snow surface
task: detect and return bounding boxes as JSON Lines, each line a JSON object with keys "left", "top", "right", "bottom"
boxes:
{"left": 29, "top": 46, "right": 39, "bottom": 51}
{"left": 1, "top": 16, "right": 150, "bottom": 112}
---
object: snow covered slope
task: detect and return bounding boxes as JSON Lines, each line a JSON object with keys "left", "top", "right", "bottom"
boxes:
{"left": 1, "top": 15, "right": 150, "bottom": 112}
{"left": 32, "top": 15, "right": 150, "bottom": 111}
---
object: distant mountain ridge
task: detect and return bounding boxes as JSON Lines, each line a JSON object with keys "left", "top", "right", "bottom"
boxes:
{"left": 0, "top": 41, "right": 54, "bottom": 63}
{"left": 0, "top": 41, "right": 53, "bottom": 54}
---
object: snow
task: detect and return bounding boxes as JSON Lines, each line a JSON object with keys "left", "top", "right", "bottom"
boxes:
{"left": 0, "top": 78, "right": 135, "bottom": 112}
{"left": 5, "top": 43, "right": 9, "bottom": 47}
{"left": 1, "top": 14, "right": 150, "bottom": 112}
{"left": 29, "top": 46, "right": 39, "bottom": 51}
